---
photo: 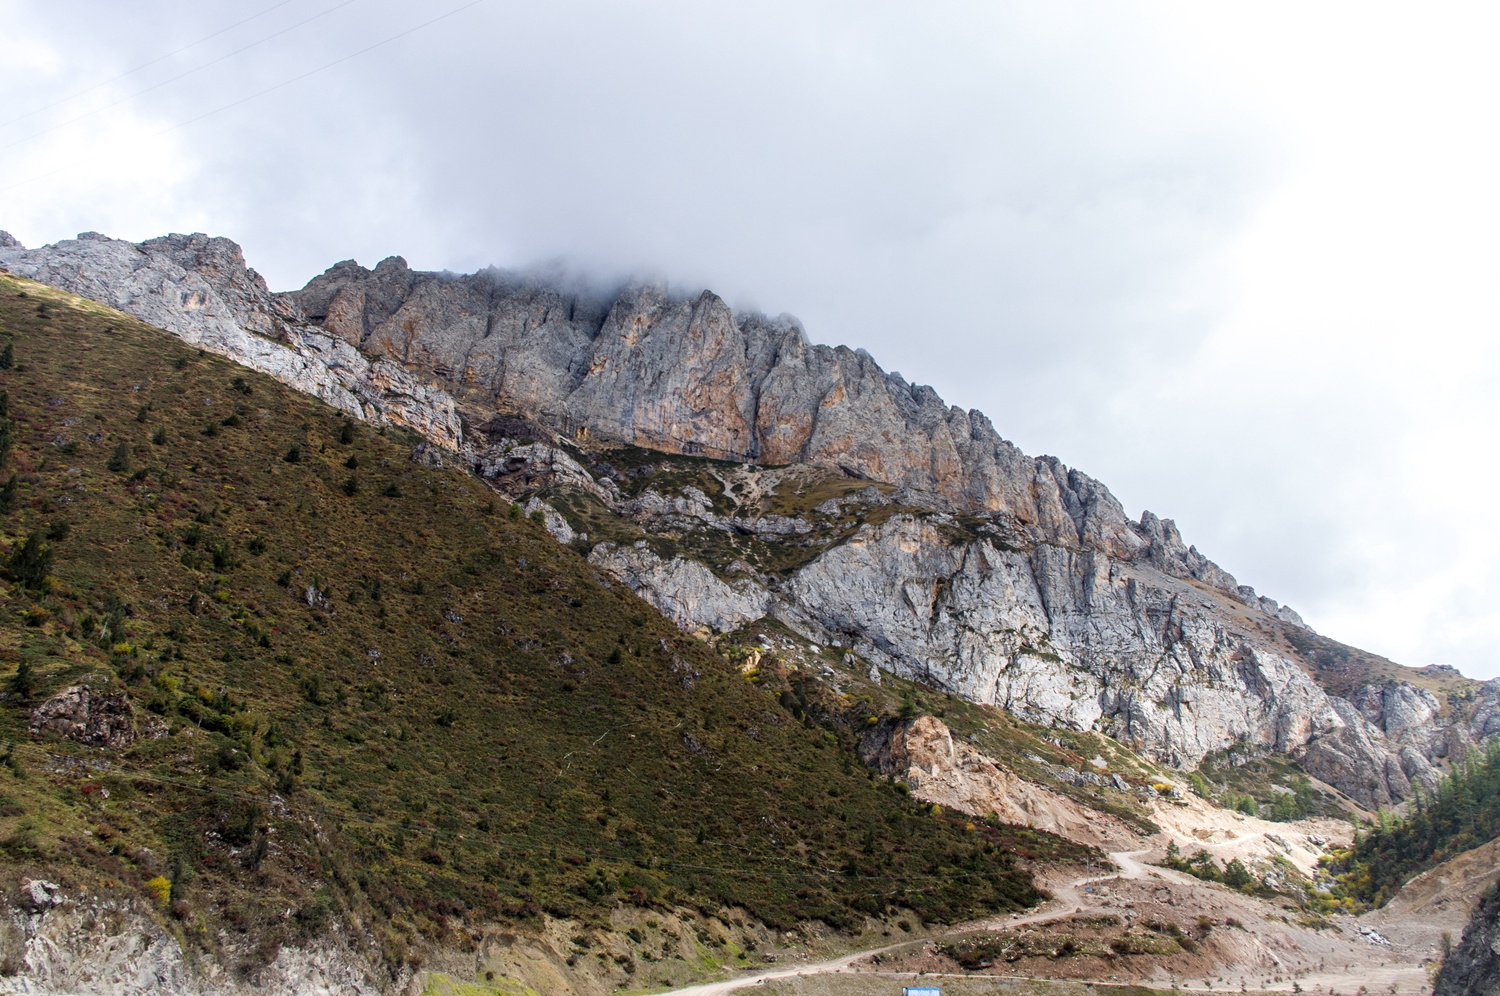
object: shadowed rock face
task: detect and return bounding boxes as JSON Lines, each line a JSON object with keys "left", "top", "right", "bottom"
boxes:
{"left": 1433, "top": 884, "right": 1500, "bottom": 996}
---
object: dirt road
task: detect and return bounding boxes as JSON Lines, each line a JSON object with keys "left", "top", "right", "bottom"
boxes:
{"left": 657, "top": 944, "right": 902, "bottom": 996}
{"left": 660, "top": 852, "right": 1156, "bottom": 996}
{"left": 658, "top": 846, "right": 1436, "bottom": 996}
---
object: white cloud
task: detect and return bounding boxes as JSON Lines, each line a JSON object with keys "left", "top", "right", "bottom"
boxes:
{"left": 2, "top": 1, "right": 1497, "bottom": 676}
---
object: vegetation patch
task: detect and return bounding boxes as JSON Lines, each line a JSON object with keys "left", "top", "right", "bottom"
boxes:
{"left": 1188, "top": 749, "right": 1346, "bottom": 822}
{"left": 1321, "top": 740, "right": 1500, "bottom": 909}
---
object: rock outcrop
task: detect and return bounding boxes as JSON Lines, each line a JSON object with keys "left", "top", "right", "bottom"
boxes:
{"left": 278, "top": 259, "right": 1309, "bottom": 617}
{"left": 790, "top": 516, "right": 1363, "bottom": 770}
{"left": 0, "top": 885, "right": 396, "bottom": 995}
{"left": 588, "top": 541, "right": 772, "bottom": 634}
{"left": 29, "top": 686, "right": 164, "bottom": 749}
{"left": 1432, "top": 883, "right": 1500, "bottom": 996}
{"left": 0, "top": 232, "right": 463, "bottom": 448}
{"left": 859, "top": 716, "right": 1136, "bottom": 847}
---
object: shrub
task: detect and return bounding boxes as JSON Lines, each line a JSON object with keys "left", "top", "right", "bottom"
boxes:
{"left": 145, "top": 875, "right": 172, "bottom": 907}
{"left": 344, "top": 455, "right": 358, "bottom": 469}
{"left": 5, "top": 531, "right": 53, "bottom": 587}
{"left": 209, "top": 541, "right": 237, "bottom": 571}
{"left": 231, "top": 376, "right": 252, "bottom": 395}
{"left": 9, "top": 660, "right": 36, "bottom": 700}
{"left": 341, "top": 477, "right": 358, "bottom": 496}
{"left": 339, "top": 422, "right": 354, "bottom": 444}
{"left": 106, "top": 442, "right": 131, "bottom": 473}
{"left": 0, "top": 343, "right": 11, "bottom": 369}
{"left": 1222, "top": 858, "right": 1253, "bottom": 889}
{"left": 0, "top": 474, "right": 16, "bottom": 512}
{"left": 214, "top": 744, "right": 244, "bottom": 772}
{"left": 246, "top": 833, "right": 268, "bottom": 869}
{"left": 284, "top": 446, "right": 301, "bottom": 463}
{"left": 383, "top": 482, "right": 401, "bottom": 497}
{"left": 223, "top": 801, "right": 261, "bottom": 846}
{"left": 135, "top": 405, "right": 150, "bottom": 423}
{"left": 152, "top": 426, "right": 167, "bottom": 445}
{"left": 0, "top": 392, "right": 11, "bottom": 466}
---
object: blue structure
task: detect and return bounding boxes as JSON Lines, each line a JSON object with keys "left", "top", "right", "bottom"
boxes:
{"left": 903, "top": 989, "right": 941, "bottom": 996}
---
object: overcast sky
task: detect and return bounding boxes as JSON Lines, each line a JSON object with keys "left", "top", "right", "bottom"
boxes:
{"left": 2, "top": 1, "right": 1498, "bottom": 679}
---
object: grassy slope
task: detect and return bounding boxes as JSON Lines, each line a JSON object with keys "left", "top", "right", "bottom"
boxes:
{"left": 0, "top": 274, "right": 1076, "bottom": 979}
{"left": 1278, "top": 624, "right": 1477, "bottom": 702}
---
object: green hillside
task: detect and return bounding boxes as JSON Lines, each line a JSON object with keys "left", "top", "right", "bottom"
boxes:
{"left": 0, "top": 274, "right": 1076, "bottom": 979}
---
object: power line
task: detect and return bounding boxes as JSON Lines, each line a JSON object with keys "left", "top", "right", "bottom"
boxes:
{"left": 0, "top": 0, "right": 365, "bottom": 154}
{"left": 0, "top": 0, "right": 301, "bottom": 130}
{"left": 0, "top": 0, "right": 487, "bottom": 197}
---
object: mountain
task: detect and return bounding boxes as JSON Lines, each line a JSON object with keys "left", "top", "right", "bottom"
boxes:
{"left": 5, "top": 230, "right": 1496, "bottom": 816}
{"left": 0, "top": 271, "right": 1074, "bottom": 993}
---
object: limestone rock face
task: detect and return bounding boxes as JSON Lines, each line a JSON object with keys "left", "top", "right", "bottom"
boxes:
{"left": 587, "top": 542, "right": 771, "bottom": 634}
{"left": 785, "top": 514, "right": 1416, "bottom": 806}
{"left": 0, "top": 233, "right": 463, "bottom": 449}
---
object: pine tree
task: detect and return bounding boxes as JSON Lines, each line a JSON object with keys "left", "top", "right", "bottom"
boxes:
{"left": 9, "top": 659, "right": 34, "bottom": 699}
{"left": 5, "top": 531, "right": 54, "bottom": 588}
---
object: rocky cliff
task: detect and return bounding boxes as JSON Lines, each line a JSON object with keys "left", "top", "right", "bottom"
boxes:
{"left": 1433, "top": 883, "right": 1500, "bottom": 996}
{"left": 275, "top": 252, "right": 1303, "bottom": 618}
{"left": 0, "top": 232, "right": 463, "bottom": 447}
{"left": 4, "top": 228, "right": 1496, "bottom": 811}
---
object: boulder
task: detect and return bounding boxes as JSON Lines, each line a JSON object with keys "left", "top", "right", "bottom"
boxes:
{"left": 29, "top": 686, "right": 161, "bottom": 749}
